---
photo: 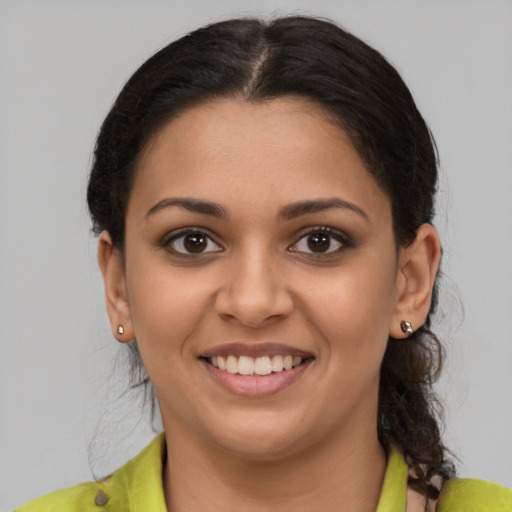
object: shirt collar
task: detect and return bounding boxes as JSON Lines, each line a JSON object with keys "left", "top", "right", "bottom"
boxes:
{"left": 376, "top": 445, "right": 408, "bottom": 512}
{"left": 109, "top": 432, "right": 168, "bottom": 512}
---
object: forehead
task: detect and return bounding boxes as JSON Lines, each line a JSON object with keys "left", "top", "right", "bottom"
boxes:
{"left": 129, "top": 97, "right": 390, "bottom": 223}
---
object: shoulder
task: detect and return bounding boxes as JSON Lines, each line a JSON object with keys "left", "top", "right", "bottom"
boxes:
{"left": 14, "top": 482, "right": 108, "bottom": 512}
{"left": 437, "top": 478, "right": 512, "bottom": 512}
{"left": 14, "top": 434, "right": 167, "bottom": 512}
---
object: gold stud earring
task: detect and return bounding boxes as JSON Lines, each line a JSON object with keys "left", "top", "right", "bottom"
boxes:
{"left": 400, "top": 320, "right": 413, "bottom": 336}
{"left": 117, "top": 325, "right": 124, "bottom": 335}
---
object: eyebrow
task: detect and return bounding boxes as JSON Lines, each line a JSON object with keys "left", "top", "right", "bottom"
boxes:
{"left": 278, "top": 198, "right": 369, "bottom": 222}
{"left": 146, "top": 198, "right": 229, "bottom": 219}
{"left": 145, "top": 196, "right": 369, "bottom": 222}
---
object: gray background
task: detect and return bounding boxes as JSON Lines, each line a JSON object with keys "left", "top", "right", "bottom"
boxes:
{"left": 1, "top": 1, "right": 511, "bottom": 510}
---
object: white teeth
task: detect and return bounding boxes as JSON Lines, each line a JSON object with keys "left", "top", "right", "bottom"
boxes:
{"left": 226, "top": 355, "right": 238, "bottom": 374}
{"left": 209, "top": 354, "right": 305, "bottom": 375}
{"left": 238, "top": 356, "right": 255, "bottom": 375}
{"left": 271, "top": 355, "right": 284, "bottom": 372}
{"left": 254, "top": 356, "right": 272, "bottom": 375}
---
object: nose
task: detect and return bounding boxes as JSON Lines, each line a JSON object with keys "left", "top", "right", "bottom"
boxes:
{"left": 214, "top": 248, "right": 294, "bottom": 328}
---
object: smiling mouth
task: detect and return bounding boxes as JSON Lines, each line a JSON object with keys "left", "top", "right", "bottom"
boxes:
{"left": 202, "top": 355, "right": 312, "bottom": 376}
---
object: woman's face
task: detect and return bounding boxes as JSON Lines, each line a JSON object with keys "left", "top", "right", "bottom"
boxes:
{"left": 115, "top": 97, "right": 405, "bottom": 458}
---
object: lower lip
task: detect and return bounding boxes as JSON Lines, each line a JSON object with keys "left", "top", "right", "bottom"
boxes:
{"left": 201, "top": 358, "right": 313, "bottom": 397}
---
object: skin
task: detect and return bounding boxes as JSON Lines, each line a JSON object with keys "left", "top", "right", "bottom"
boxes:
{"left": 98, "top": 97, "right": 441, "bottom": 512}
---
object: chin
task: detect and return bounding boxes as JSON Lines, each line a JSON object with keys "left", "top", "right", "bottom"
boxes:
{"left": 202, "top": 410, "right": 315, "bottom": 461}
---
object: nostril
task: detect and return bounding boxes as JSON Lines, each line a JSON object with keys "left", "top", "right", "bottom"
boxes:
{"left": 214, "top": 288, "right": 294, "bottom": 328}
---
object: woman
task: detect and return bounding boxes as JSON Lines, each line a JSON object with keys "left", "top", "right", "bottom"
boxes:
{"left": 16, "top": 15, "right": 511, "bottom": 512}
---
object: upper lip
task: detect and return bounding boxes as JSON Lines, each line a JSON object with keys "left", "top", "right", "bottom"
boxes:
{"left": 201, "top": 342, "right": 314, "bottom": 359}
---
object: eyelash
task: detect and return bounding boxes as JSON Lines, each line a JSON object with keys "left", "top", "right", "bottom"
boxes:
{"left": 160, "top": 226, "right": 352, "bottom": 257}
{"left": 160, "top": 228, "right": 222, "bottom": 256}
{"left": 289, "top": 226, "right": 352, "bottom": 256}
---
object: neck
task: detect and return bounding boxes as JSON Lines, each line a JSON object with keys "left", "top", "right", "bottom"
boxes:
{"left": 161, "top": 419, "right": 386, "bottom": 512}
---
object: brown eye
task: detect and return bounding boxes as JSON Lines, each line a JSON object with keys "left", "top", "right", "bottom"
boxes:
{"left": 184, "top": 233, "right": 207, "bottom": 253}
{"left": 290, "top": 229, "right": 347, "bottom": 255}
{"left": 307, "top": 233, "right": 331, "bottom": 252}
{"left": 168, "top": 231, "right": 222, "bottom": 254}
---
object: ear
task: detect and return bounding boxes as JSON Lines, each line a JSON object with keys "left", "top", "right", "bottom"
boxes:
{"left": 97, "top": 231, "right": 133, "bottom": 343}
{"left": 389, "top": 224, "right": 441, "bottom": 339}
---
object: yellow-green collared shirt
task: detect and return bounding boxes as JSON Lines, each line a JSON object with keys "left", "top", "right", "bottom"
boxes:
{"left": 15, "top": 434, "right": 512, "bottom": 511}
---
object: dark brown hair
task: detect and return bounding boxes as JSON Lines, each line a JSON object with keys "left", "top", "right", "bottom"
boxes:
{"left": 87, "top": 15, "right": 455, "bottom": 499}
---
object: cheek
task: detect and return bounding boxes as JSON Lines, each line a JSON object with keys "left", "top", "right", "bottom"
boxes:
{"left": 125, "top": 257, "right": 215, "bottom": 360}
{"left": 299, "top": 257, "right": 397, "bottom": 363}
{"left": 125, "top": 264, "right": 219, "bottom": 421}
